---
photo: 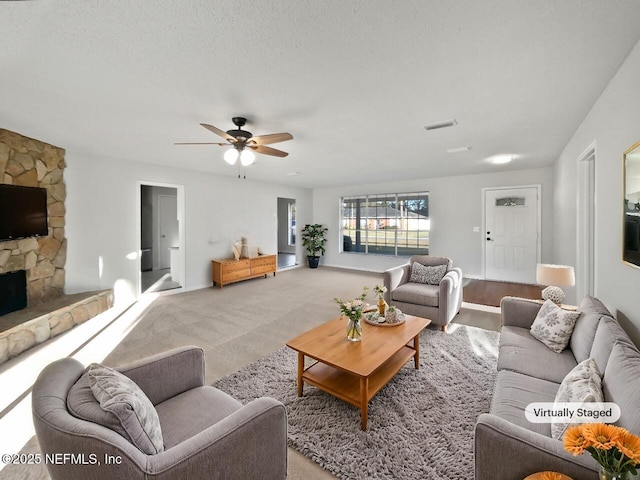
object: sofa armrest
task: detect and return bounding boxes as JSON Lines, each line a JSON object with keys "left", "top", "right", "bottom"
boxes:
{"left": 475, "top": 414, "right": 598, "bottom": 480}
{"left": 147, "top": 397, "right": 287, "bottom": 480}
{"left": 383, "top": 263, "right": 410, "bottom": 304}
{"left": 437, "top": 268, "right": 463, "bottom": 324}
{"left": 500, "top": 296, "right": 543, "bottom": 329}
{"left": 118, "top": 346, "right": 205, "bottom": 405}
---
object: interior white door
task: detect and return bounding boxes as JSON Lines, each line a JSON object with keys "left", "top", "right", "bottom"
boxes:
{"left": 158, "top": 195, "right": 178, "bottom": 270}
{"left": 485, "top": 187, "right": 539, "bottom": 283}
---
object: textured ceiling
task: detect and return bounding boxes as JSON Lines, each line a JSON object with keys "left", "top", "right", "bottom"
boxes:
{"left": 2, "top": 1, "right": 640, "bottom": 188}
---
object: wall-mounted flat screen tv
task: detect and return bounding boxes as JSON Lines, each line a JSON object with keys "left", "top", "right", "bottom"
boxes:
{"left": 0, "top": 185, "right": 48, "bottom": 241}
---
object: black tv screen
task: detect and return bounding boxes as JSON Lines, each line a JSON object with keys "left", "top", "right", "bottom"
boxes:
{"left": 0, "top": 185, "right": 48, "bottom": 241}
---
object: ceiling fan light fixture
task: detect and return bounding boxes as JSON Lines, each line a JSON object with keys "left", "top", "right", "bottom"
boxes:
{"left": 224, "top": 148, "right": 238, "bottom": 165}
{"left": 240, "top": 149, "right": 256, "bottom": 166}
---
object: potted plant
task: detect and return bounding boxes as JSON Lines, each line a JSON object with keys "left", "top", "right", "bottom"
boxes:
{"left": 301, "top": 224, "right": 328, "bottom": 268}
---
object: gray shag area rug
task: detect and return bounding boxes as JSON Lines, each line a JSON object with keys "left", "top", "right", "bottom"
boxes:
{"left": 213, "top": 324, "right": 499, "bottom": 480}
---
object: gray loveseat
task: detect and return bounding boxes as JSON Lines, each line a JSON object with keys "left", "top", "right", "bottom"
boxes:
{"left": 475, "top": 296, "right": 640, "bottom": 479}
{"left": 32, "top": 346, "right": 287, "bottom": 480}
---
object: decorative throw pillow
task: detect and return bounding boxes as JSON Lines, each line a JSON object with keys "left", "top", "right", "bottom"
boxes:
{"left": 409, "top": 263, "right": 447, "bottom": 285}
{"left": 530, "top": 300, "right": 580, "bottom": 353}
{"left": 551, "top": 358, "right": 603, "bottom": 440}
{"left": 87, "top": 363, "right": 164, "bottom": 454}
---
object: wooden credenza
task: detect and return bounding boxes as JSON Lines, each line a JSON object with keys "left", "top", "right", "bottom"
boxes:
{"left": 211, "top": 255, "right": 277, "bottom": 288}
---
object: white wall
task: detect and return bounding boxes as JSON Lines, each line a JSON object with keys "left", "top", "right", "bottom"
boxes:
{"left": 64, "top": 154, "right": 312, "bottom": 304}
{"left": 554, "top": 39, "right": 640, "bottom": 346}
{"left": 313, "top": 167, "right": 554, "bottom": 276}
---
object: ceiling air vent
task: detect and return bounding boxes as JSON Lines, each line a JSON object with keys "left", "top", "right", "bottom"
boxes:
{"left": 424, "top": 119, "right": 457, "bottom": 131}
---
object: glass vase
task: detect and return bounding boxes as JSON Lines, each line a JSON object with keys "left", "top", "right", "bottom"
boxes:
{"left": 599, "top": 466, "right": 630, "bottom": 480}
{"left": 346, "top": 317, "right": 362, "bottom": 342}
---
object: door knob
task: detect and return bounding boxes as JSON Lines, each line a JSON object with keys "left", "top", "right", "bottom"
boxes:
{"left": 486, "top": 237, "right": 493, "bottom": 241}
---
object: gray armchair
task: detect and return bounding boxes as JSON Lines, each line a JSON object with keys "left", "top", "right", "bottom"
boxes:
{"left": 383, "top": 255, "right": 463, "bottom": 332}
{"left": 32, "top": 346, "right": 287, "bottom": 480}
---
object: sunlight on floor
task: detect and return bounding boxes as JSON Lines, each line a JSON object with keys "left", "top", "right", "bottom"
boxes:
{"left": 465, "top": 325, "right": 499, "bottom": 358}
{"left": 461, "top": 301, "right": 501, "bottom": 314}
{"left": 0, "top": 293, "right": 160, "bottom": 473}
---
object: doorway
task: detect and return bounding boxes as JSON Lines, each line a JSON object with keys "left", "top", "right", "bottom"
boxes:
{"left": 483, "top": 186, "right": 541, "bottom": 284}
{"left": 139, "top": 183, "right": 185, "bottom": 294}
{"left": 277, "top": 197, "right": 297, "bottom": 269}
{"left": 576, "top": 143, "right": 596, "bottom": 299}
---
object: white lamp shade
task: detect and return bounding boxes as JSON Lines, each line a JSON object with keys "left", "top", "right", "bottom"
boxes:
{"left": 240, "top": 149, "right": 255, "bottom": 166}
{"left": 224, "top": 148, "right": 238, "bottom": 165}
{"left": 536, "top": 264, "right": 575, "bottom": 287}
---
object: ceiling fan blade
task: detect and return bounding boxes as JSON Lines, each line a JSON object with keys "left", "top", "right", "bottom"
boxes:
{"left": 200, "top": 123, "right": 237, "bottom": 143}
{"left": 174, "top": 142, "right": 229, "bottom": 146}
{"left": 249, "top": 145, "right": 289, "bottom": 157}
{"left": 249, "top": 132, "right": 293, "bottom": 145}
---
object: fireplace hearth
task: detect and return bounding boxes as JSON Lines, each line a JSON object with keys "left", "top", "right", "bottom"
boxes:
{"left": 0, "top": 270, "right": 27, "bottom": 317}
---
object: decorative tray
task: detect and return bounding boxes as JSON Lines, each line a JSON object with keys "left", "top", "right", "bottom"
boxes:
{"left": 363, "top": 310, "right": 406, "bottom": 327}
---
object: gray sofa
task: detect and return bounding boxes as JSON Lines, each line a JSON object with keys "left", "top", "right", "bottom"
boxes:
{"left": 475, "top": 296, "right": 640, "bottom": 480}
{"left": 32, "top": 346, "right": 287, "bottom": 480}
{"left": 383, "top": 255, "right": 463, "bottom": 331}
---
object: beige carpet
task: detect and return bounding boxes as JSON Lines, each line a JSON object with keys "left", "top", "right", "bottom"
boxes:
{"left": 1, "top": 266, "right": 501, "bottom": 480}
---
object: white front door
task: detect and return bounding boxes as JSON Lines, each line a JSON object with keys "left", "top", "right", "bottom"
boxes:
{"left": 484, "top": 187, "right": 540, "bottom": 283}
{"left": 158, "top": 194, "right": 178, "bottom": 269}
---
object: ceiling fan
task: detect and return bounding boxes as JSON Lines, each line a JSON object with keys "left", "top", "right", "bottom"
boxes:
{"left": 175, "top": 117, "right": 293, "bottom": 167}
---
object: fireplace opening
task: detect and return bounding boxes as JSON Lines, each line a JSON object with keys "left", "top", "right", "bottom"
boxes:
{"left": 0, "top": 270, "right": 27, "bottom": 316}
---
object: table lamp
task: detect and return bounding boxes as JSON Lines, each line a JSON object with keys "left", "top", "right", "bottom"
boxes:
{"left": 536, "top": 264, "right": 575, "bottom": 305}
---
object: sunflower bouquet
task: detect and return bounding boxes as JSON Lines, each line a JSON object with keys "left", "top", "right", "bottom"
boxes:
{"left": 564, "top": 423, "right": 640, "bottom": 478}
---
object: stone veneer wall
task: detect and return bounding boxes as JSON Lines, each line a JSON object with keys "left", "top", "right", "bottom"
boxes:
{"left": 0, "top": 129, "right": 67, "bottom": 304}
{"left": 0, "top": 290, "right": 113, "bottom": 365}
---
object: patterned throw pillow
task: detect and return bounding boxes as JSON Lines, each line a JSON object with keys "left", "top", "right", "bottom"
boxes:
{"left": 551, "top": 358, "right": 603, "bottom": 440}
{"left": 409, "top": 263, "right": 447, "bottom": 285}
{"left": 530, "top": 300, "right": 580, "bottom": 353}
{"left": 88, "top": 363, "right": 164, "bottom": 454}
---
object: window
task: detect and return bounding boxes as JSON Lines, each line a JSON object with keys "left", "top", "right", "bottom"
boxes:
{"left": 288, "top": 202, "right": 296, "bottom": 246}
{"left": 341, "top": 192, "right": 429, "bottom": 256}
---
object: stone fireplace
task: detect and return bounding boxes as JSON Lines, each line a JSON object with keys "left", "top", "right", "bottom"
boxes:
{"left": 0, "top": 128, "right": 67, "bottom": 308}
{"left": 0, "top": 129, "right": 113, "bottom": 365}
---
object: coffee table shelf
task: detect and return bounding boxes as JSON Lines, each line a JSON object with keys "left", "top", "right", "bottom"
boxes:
{"left": 303, "top": 345, "right": 416, "bottom": 408}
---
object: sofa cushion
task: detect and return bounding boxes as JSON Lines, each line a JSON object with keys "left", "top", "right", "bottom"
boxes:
{"left": 490, "top": 370, "right": 559, "bottom": 436}
{"left": 88, "top": 363, "right": 164, "bottom": 454}
{"left": 156, "top": 386, "right": 242, "bottom": 449}
{"left": 530, "top": 300, "right": 580, "bottom": 353}
{"left": 603, "top": 341, "right": 640, "bottom": 435}
{"left": 578, "top": 296, "right": 613, "bottom": 316}
{"left": 590, "top": 317, "right": 635, "bottom": 374}
{"left": 499, "top": 326, "right": 577, "bottom": 383}
{"left": 409, "top": 262, "right": 447, "bottom": 285}
{"left": 551, "top": 358, "right": 603, "bottom": 440}
{"left": 391, "top": 282, "right": 439, "bottom": 307}
{"left": 570, "top": 297, "right": 613, "bottom": 363}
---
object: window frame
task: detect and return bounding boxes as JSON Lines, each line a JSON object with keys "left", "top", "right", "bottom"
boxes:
{"left": 340, "top": 191, "right": 430, "bottom": 257}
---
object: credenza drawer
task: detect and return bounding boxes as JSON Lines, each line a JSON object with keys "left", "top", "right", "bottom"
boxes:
{"left": 222, "top": 268, "right": 252, "bottom": 282}
{"left": 223, "top": 259, "right": 251, "bottom": 273}
{"left": 251, "top": 256, "right": 276, "bottom": 275}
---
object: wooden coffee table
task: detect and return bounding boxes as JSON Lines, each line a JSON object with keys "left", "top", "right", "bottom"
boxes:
{"left": 286, "top": 314, "right": 431, "bottom": 430}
